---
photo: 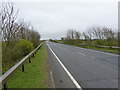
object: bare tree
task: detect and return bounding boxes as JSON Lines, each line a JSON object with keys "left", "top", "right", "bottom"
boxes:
{"left": 75, "top": 31, "right": 81, "bottom": 40}
{"left": 86, "top": 28, "right": 93, "bottom": 40}
{"left": 66, "top": 29, "right": 75, "bottom": 40}
{"left": 103, "top": 27, "right": 115, "bottom": 40}
{"left": 82, "top": 32, "right": 89, "bottom": 40}
{"left": 92, "top": 26, "right": 104, "bottom": 40}
{"left": 1, "top": 2, "right": 41, "bottom": 47}
{"left": 102, "top": 26, "right": 116, "bottom": 45}
{"left": 1, "top": 2, "right": 19, "bottom": 44}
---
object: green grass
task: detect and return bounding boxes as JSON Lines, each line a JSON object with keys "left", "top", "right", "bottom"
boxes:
{"left": 56, "top": 40, "right": 64, "bottom": 44}
{"left": 7, "top": 42, "right": 50, "bottom": 88}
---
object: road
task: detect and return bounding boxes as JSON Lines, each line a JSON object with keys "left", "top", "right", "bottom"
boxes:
{"left": 46, "top": 41, "right": 118, "bottom": 89}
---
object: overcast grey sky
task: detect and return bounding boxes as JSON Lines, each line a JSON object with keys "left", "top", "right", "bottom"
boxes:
{"left": 14, "top": 1, "right": 118, "bottom": 40}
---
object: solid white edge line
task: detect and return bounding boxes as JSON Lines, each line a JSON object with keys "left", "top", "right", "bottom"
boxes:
{"left": 47, "top": 44, "right": 82, "bottom": 90}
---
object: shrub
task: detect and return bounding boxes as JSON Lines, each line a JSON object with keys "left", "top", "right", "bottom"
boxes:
{"left": 15, "top": 39, "right": 34, "bottom": 56}
{"left": 2, "top": 39, "right": 34, "bottom": 72}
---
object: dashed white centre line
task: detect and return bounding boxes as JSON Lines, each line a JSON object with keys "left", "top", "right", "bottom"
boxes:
{"left": 90, "top": 57, "right": 95, "bottom": 59}
{"left": 78, "top": 52, "right": 86, "bottom": 56}
{"left": 78, "top": 52, "right": 96, "bottom": 59}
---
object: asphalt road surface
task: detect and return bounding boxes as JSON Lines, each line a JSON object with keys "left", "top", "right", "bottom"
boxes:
{"left": 46, "top": 41, "right": 118, "bottom": 89}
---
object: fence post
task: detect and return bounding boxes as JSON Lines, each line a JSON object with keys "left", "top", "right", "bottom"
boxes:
{"left": 22, "top": 64, "right": 24, "bottom": 72}
{"left": 29, "top": 57, "right": 31, "bottom": 63}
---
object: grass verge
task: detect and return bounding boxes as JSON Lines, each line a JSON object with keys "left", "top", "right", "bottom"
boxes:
{"left": 7, "top": 42, "right": 50, "bottom": 88}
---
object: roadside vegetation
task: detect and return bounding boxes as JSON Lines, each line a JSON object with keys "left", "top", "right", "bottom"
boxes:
{"left": 1, "top": 3, "right": 51, "bottom": 88}
{"left": 1, "top": 3, "right": 41, "bottom": 72}
{"left": 50, "top": 26, "right": 119, "bottom": 54}
{"left": 7, "top": 42, "right": 51, "bottom": 88}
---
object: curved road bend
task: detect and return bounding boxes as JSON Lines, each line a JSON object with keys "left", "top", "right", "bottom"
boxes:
{"left": 46, "top": 41, "right": 118, "bottom": 89}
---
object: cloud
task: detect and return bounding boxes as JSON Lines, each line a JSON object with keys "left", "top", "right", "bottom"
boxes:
{"left": 15, "top": 2, "right": 118, "bottom": 39}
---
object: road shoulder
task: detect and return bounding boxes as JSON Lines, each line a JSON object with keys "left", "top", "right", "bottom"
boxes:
{"left": 46, "top": 44, "right": 76, "bottom": 88}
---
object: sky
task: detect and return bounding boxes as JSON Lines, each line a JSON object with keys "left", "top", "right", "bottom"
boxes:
{"left": 12, "top": 0, "right": 118, "bottom": 40}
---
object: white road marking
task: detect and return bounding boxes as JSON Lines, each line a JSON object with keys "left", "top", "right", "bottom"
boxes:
{"left": 50, "top": 71, "right": 55, "bottom": 88}
{"left": 90, "top": 57, "right": 95, "bottom": 59}
{"left": 78, "top": 52, "right": 86, "bottom": 56}
{"left": 47, "top": 44, "right": 82, "bottom": 90}
{"left": 78, "top": 52, "right": 96, "bottom": 60}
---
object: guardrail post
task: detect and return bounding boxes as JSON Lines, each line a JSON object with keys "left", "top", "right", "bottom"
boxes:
{"left": 2, "top": 72, "right": 8, "bottom": 90}
{"left": 110, "top": 46, "right": 112, "bottom": 49}
{"left": 4, "top": 83, "right": 7, "bottom": 90}
{"left": 35, "top": 51, "right": 36, "bottom": 54}
{"left": 29, "top": 57, "right": 31, "bottom": 63}
{"left": 33, "top": 53, "right": 34, "bottom": 57}
{"left": 22, "top": 64, "right": 24, "bottom": 72}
